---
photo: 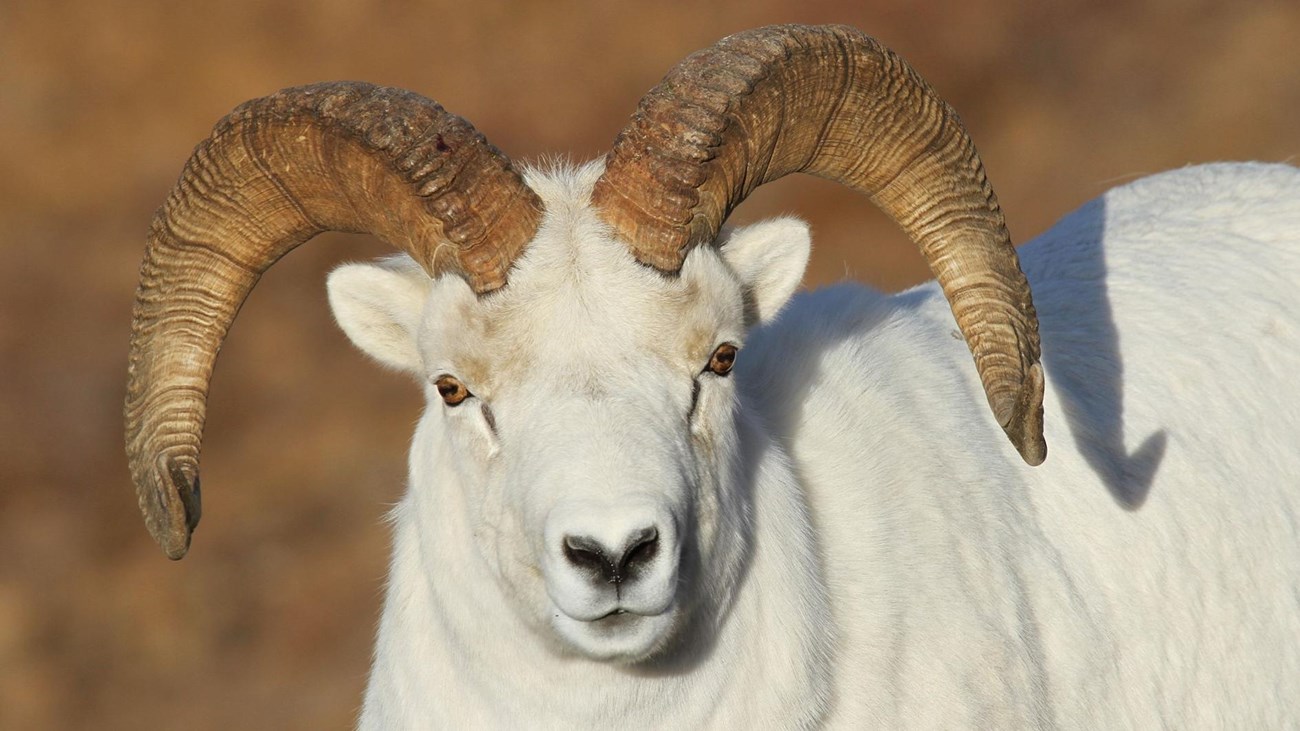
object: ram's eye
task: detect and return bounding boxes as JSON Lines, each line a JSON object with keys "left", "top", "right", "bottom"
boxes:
{"left": 706, "top": 343, "right": 738, "bottom": 376}
{"left": 434, "top": 375, "right": 472, "bottom": 406}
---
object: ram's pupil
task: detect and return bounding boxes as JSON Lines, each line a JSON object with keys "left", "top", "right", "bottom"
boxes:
{"left": 436, "top": 376, "right": 467, "bottom": 404}
{"left": 710, "top": 344, "right": 736, "bottom": 375}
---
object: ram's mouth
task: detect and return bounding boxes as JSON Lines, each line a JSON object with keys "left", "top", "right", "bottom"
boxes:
{"left": 551, "top": 602, "right": 679, "bottom": 663}
{"left": 587, "top": 607, "right": 649, "bottom": 631}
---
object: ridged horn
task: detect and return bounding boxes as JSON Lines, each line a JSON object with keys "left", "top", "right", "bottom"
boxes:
{"left": 591, "top": 25, "right": 1045, "bottom": 465}
{"left": 125, "top": 82, "right": 542, "bottom": 559}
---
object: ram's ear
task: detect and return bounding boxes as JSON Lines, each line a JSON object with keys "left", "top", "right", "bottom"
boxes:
{"left": 720, "top": 217, "right": 812, "bottom": 324}
{"left": 327, "top": 257, "right": 431, "bottom": 375}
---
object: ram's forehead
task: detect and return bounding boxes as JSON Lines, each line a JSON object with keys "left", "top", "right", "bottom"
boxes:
{"left": 424, "top": 162, "right": 745, "bottom": 393}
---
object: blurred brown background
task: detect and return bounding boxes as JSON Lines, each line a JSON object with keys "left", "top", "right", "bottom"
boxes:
{"left": 1, "top": 0, "right": 1297, "bottom": 727}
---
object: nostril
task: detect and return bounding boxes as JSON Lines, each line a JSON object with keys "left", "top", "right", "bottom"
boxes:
{"left": 618, "top": 526, "right": 659, "bottom": 577}
{"left": 562, "top": 527, "right": 660, "bottom": 586}
{"left": 563, "top": 535, "right": 617, "bottom": 583}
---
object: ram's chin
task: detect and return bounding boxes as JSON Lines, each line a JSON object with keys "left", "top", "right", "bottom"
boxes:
{"left": 551, "top": 607, "right": 679, "bottom": 663}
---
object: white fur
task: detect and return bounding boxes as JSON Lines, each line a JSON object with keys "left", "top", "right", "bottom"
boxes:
{"left": 327, "top": 161, "right": 1300, "bottom": 727}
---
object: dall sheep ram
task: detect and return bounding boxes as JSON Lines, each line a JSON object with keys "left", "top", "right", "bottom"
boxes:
{"left": 125, "top": 24, "right": 1300, "bottom": 727}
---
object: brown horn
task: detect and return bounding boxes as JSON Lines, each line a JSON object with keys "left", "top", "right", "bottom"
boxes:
{"left": 125, "top": 82, "right": 542, "bottom": 559}
{"left": 591, "top": 25, "right": 1045, "bottom": 465}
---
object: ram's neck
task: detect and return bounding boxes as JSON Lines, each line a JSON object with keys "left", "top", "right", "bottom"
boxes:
{"left": 359, "top": 409, "right": 835, "bottom": 728}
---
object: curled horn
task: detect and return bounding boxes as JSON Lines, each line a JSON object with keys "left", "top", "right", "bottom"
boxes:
{"left": 591, "top": 25, "right": 1045, "bottom": 465}
{"left": 125, "top": 82, "right": 542, "bottom": 558}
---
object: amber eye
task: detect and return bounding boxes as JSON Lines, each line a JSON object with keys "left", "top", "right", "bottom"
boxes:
{"left": 434, "top": 375, "right": 472, "bottom": 406}
{"left": 706, "top": 343, "right": 738, "bottom": 376}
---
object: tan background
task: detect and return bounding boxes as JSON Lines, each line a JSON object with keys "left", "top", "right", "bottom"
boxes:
{"left": 2, "top": 1, "right": 1297, "bottom": 727}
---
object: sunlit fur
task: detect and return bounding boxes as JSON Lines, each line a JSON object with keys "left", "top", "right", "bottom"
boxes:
{"left": 329, "top": 161, "right": 1300, "bottom": 727}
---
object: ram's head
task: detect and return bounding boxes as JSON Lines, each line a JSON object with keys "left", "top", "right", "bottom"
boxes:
{"left": 125, "top": 25, "right": 1044, "bottom": 662}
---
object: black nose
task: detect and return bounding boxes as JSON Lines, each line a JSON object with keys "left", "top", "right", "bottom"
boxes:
{"left": 562, "top": 527, "right": 659, "bottom": 585}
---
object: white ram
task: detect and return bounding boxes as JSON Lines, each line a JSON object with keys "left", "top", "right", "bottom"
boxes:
{"left": 125, "top": 24, "right": 1300, "bottom": 728}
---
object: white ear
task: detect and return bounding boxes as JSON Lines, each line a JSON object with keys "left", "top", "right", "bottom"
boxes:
{"left": 720, "top": 217, "right": 812, "bottom": 323}
{"left": 326, "top": 257, "right": 431, "bottom": 375}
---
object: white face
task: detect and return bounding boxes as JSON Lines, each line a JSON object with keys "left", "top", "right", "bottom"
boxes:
{"left": 328, "top": 164, "right": 810, "bottom": 663}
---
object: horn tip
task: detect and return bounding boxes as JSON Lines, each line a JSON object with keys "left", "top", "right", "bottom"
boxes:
{"left": 1016, "top": 435, "right": 1047, "bottom": 467}
{"left": 1004, "top": 361, "right": 1047, "bottom": 466}
{"left": 139, "top": 454, "right": 201, "bottom": 559}
{"left": 161, "top": 534, "right": 191, "bottom": 561}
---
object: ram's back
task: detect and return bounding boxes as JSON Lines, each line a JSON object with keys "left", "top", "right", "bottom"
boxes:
{"left": 743, "top": 162, "right": 1300, "bottom": 726}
